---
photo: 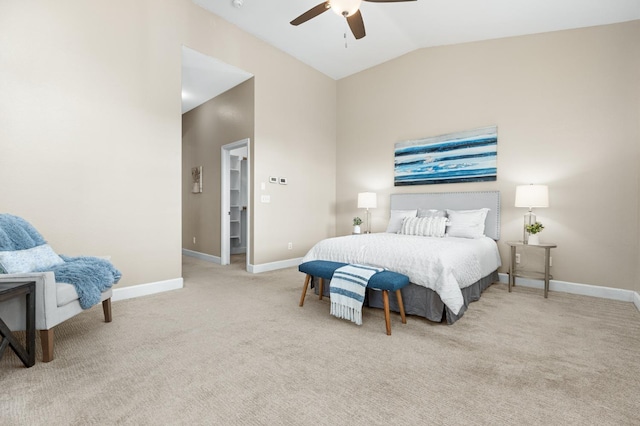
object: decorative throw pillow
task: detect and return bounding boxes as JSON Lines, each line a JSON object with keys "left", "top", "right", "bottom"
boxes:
{"left": 399, "top": 216, "right": 448, "bottom": 237}
{"left": 386, "top": 210, "right": 417, "bottom": 233}
{"left": 417, "top": 209, "right": 447, "bottom": 218}
{"left": 446, "top": 208, "right": 490, "bottom": 239}
{"left": 0, "top": 244, "right": 65, "bottom": 274}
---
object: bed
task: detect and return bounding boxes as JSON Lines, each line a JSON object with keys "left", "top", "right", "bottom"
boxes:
{"left": 301, "top": 191, "right": 502, "bottom": 324}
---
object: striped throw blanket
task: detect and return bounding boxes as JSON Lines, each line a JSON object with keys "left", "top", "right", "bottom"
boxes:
{"left": 329, "top": 264, "right": 383, "bottom": 325}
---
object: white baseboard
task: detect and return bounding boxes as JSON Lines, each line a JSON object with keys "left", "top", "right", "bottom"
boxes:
{"left": 112, "top": 278, "right": 183, "bottom": 301}
{"left": 248, "top": 257, "right": 303, "bottom": 273}
{"left": 107, "top": 266, "right": 640, "bottom": 313}
{"left": 182, "top": 248, "right": 221, "bottom": 264}
{"left": 182, "top": 248, "right": 301, "bottom": 273}
{"left": 498, "top": 273, "right": 640, "bottom": 311}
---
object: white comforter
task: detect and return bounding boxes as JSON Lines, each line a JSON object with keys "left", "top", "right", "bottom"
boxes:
{"left": 301, "top": 233, "right": 502, "bottom": 315}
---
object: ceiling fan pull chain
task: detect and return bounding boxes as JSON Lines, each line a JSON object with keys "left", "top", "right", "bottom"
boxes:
{"left": 344, "top": 19, "right": 349, "bottom": 48}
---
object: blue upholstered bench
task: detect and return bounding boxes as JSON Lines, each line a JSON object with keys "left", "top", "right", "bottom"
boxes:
{"left": 298, "top": 260, "right": 410, "bottom": 335}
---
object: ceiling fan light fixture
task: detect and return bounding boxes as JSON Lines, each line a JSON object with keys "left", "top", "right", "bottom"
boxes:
{"left": 330, "top": 0, "right": 362, "bottom": 17}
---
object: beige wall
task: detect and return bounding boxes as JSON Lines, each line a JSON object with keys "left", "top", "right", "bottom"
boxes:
{"left": 181, "top": 4, "right": 338, "bottom": 265}
{"left": 336, "top": 21, "right": 640, "bottom": 291}
{"left": 1, "top": 0, "right": 337, "bottom": 287}
{"left": 250, "top": 55, "right": 337, "bottom": 264}
{"left": 638, "top": 65, "right": 640, "bottom": 296}
{"left": 182, "top": 79, "right": 254, "bottom": 259}
{"left": 0, "top": 1, "right": 183, "bottom": 286}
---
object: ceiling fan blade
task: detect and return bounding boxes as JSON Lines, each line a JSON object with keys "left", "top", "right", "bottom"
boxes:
{"left": 290, "top": 2, "right": 331, "bottom": 26}
{"left": 363, "top": 0, "right": 417, "bottom": 2}
{"left": 346, "top": 10, "right": 366, "bottom": 40}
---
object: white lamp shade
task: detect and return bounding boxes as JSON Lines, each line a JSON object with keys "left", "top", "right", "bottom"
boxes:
{"left": 515, "top": 184, "right": 549, "bottom": 208}
{"left": 357, "top": 192, "right": 377, "bottom": 209}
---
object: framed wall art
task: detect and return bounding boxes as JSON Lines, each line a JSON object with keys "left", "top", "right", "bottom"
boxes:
{"left": 192, "top": 166, "right": 202, "bottom": 193}
{"left": 394, "top": 126, "right": 497, "bottom": 186}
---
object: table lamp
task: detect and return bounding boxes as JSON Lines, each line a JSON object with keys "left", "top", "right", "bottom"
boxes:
{"left": 357, "top": 192, "right": 377, "bottom": 234}
{"left": 515, "top": 184, "right": 549, "bottom": 244}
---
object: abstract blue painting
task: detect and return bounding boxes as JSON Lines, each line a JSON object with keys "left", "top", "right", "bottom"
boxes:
{"left": 394, "top": 126, "right": 497, "bottom": 186}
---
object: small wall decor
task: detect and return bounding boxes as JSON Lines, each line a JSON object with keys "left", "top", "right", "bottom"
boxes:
{"left": 192, "top": 166, "right": 202, "bottom": 193}
{"left": 394, "top": 125, "right": 497, "bottom": 186}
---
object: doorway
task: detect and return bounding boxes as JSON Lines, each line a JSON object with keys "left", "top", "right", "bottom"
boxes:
{"left": 181, "top": 46, "right": 254, "bottom": 269}
{"left": 221, "top": 138, "right": 251, "bottom": 270}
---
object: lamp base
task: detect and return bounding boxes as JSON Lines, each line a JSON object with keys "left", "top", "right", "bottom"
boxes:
{"left": 365, "top": 209, "right": 372, "bottom": 234}
{"left": 523, "top": 211, "right": 536, "bottom": 244}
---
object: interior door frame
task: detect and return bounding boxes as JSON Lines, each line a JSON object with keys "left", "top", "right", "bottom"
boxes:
{"left": 221, "top": 138, "right": 251, "bottom": 269}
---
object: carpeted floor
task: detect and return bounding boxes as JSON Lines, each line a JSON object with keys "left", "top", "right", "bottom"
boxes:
{"left": 1, "top": 256, "right": 639, "bottom": 425}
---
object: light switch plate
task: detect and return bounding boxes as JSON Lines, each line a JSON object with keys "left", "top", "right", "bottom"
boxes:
{"left": 279, "top": 177, "right": 288, "bottom": 185}
{"left": 269, "top": 176, "right": 278, "bottom": 183}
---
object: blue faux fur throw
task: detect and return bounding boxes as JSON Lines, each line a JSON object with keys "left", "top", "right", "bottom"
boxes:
{"left": 0, "top": 214, "right": 46, "bottom": 250}
{"left": 36, "top": 256, "right": 121, "bottom": 309}
{"left": 0, "top": 213, "right": 121, "bottom": 309}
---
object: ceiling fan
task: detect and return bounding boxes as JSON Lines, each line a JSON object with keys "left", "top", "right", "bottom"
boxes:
{"left": 290, "top": 0, "right": 416, "bottom": 40}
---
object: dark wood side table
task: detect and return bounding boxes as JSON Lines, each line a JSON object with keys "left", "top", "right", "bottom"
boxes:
{"left": 505, "top": 242, "right": 557, "bottom": 298}
{"left": 0, "top": 281, "right": 36, "bottom": 367}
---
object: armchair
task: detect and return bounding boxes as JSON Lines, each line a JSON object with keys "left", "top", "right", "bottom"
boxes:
{"left": 0, "top": 272, "right": 112, "bottom": 362}
{"left": 0, "top": 214, "right": 119, "bottom": 362}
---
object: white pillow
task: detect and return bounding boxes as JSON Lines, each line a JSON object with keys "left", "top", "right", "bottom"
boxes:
{"left": 0, "top": 244, "right": 64, "bottom": 274}
{"left": 446, "top": 208, "right": 490, "bottom": 239}
{"left": 385, "top": 210, "right": 417, "bottom": 233}
{"left": 417, "top": 209, "right": 447, "bottom": 218}
{"left": 399, "top": 216, "right": 448, "bottom": 237}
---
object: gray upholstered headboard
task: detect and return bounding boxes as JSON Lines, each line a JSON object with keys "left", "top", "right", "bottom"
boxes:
{"left": 390, "top": 191, "right": 501, "bottom": 240}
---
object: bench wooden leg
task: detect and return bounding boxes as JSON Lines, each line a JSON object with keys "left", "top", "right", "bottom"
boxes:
{"left": 382, "top": 290, "right": 392, "bottom": 335}
{"left": 102, "top": 298, "right": 112, "bottom": 323}
{"left": 318, "top": 278, "right": 324, "bottom": 301}
{"left": 299, "top": 274, "right": 311, "bottom": 307}
{"left": 396, "top": 289, "right": 407, "bottom": 324}
{"left": 40, "top": 329, "right": 54, "bottom": 363}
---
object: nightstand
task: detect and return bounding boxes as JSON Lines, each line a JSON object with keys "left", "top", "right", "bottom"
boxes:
{"left": 505, "top": 241, "right": 557, "bottom": 298}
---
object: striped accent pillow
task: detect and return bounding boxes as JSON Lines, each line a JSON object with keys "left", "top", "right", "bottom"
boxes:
{"left": 399, "top": 216, "right": 448, "bottom": 237}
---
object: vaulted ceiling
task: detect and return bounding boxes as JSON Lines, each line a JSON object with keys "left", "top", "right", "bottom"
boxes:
{"left": 182, "top": 0, "right": 639, "bottom": 113}
{"left": 194, "top": 0, "right": 640, "bottom": 79}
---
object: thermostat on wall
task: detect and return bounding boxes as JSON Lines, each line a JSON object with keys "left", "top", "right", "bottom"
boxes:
{"left": 269, "top": 176, "right": 278, "bottom": 183}
{"left": 279, "top": 177, "right": 288, "bottom": 185}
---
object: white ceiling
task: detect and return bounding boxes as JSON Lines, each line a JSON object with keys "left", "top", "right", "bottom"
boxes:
{"left": 181, "top": 46, "right": 253, "bottom": 114}
{"left": 194, "top": 0, "right": 640, "bottom": 80}
{"left": 182, "top": 0, "right": 639, "bottom": 113}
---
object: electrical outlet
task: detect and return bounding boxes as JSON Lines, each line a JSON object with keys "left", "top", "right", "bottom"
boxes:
{"left": 193, "top": 237, "right": 196, "bottom": 244}
{"left": 288, "top": 242, "right": 292, "bottom": 250}
{"left": 515, "top": 253, "right": 521, "bottom": 264}
{"left": 549, "top": 257, "right": 553, "bottom": 267}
